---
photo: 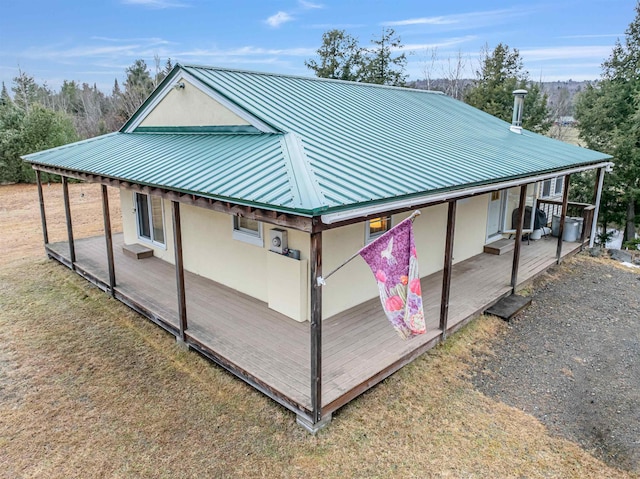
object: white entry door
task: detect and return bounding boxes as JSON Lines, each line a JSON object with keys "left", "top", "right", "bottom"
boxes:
{"left": 486, "top": 190, "right": 504, "bottom": 241}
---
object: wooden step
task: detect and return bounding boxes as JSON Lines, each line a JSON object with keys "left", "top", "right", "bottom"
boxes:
{"left": 122, "top": 243, "right": 153, "bottom": 259}
{"left": 485, "top": 294, "right": 532, "bottom": 321}
{"left": 483, "top": 238, "right": 515, "bottom": 255}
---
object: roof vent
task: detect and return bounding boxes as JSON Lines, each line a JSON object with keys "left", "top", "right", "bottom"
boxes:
{"left": 510, "top": 89, "right": 527, "bottom": 134}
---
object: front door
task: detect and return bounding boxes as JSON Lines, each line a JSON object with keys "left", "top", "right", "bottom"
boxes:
{"left": 486, "top": 190, "right": 504, "bottom": 241}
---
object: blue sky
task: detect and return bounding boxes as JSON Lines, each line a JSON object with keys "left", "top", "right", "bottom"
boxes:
{"left": 0, "top": 0, "right": 637, "bottom": 93}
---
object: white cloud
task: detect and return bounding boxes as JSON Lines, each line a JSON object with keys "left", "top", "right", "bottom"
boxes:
{"left": 520, "top": 45, "right": 612, "bottom": 61}
{"left": 560, "top": 34, "right": 621, "bottom": 40}
{"left": 177, "top": 46, "right": 315, "bottom": 58}
{"left": 384, "top": 7, "right": 534, "bottom": 29}
{"left": 386, "top": 16, "right": 457, "bottom": 27}
{"left": 121, "top": 0, "right": 189, "bottom": 8}
{"left": 299, "top": 0, "right": 323, "bottom": 9}
{"left": 266, "top": 11, "right": 294, "bottom": 28}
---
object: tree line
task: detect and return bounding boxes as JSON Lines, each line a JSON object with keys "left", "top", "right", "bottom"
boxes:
{"left": 0, "top": 58, "right": 171, "bottom": 183}
{"left": 1, "top": 13, "right": 638, "bottom": 241}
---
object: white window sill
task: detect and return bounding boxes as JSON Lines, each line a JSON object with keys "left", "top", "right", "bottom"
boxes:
{"left": 232, "top": 229, "right": 264, "bottom": 247}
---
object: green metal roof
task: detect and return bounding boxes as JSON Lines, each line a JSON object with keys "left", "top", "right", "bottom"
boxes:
{"left": 24, "top": 132, "right": 322, "bottom": 211}
{"left": 24, "top": 64, "right": 612, "bottom": 216}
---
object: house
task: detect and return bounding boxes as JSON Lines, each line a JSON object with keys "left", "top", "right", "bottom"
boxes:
{"left": 23, "top": 64, "right": 613, "bottom": 432}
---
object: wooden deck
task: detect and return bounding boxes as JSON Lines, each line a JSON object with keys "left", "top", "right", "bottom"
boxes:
{"left": 46, "top": 233, "right": 582, "bottom": 421}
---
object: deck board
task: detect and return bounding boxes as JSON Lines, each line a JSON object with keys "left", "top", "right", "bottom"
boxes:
{"left": 46, "top": 233, "right": 580, "bottom": 417}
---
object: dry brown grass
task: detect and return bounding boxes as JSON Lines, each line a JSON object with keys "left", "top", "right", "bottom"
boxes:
{"left": 1, "top": 184, "right": 637, "bottom": 478}
{"left": 0, "top": 182, "right": 121, "bottom": 268}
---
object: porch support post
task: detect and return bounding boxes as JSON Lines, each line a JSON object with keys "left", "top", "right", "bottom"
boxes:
{"left": 101, "top": 185, "right": 116, "bottom": 296}
{"left": 556, "top": 174, "right": 572, "bottom": 264}
{"left": 62, "top": 176, "right": 76, "bottom": 269}
{"left": 510, "top": 185, "right": 528, "bottom": 292}
{"left": 589, "top": 167, "right": 605, "bottom": 248}
{"left": 172, "top": 201, "right": 188, "bottom": 341}
{"left": 35, "top": 169, "right": 49, "bottom": 246}
{"left": 440, "top": 200, "right": 457, "bottom": 338}
{"left": 310, "top": 230, "right": 323, "bottom": 425}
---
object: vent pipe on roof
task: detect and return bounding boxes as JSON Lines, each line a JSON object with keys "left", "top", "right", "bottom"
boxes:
{"left": 510, "top": 89, "right": 527, "bottom": 134}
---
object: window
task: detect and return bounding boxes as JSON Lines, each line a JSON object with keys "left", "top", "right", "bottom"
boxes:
{"left": 554, "top": 176, "right": 564, "bottom": 195}
{"left": 541, "top": 179, "right": 552, "bottom": 198}
{"left": 232, "top": 216, "right": 264, "bottom": 247}
{"left": 135, "top": 192, "right": 165, "bottom": 246}
{"left": 366, "top": 216, "right": 392, "bottom": 243}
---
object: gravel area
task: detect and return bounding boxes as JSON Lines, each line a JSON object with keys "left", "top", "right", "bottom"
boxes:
{"left": 473, "top": 255, "right": 640, "bottom": 472}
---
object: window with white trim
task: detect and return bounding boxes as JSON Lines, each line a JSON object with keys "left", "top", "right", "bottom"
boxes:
{"left": 134, "top": 192, "right": 165, "bottom": 246}
{"left": 541, "top": 179, "right": 552, "bottom": 198}
{"left": 365, "top": 216, "right": 392, "bottom": 243}
{"left": 554, "top": 176, "right": 564, "bottom": 195}
{"left": 232, "top": 216, "right": 264, "bottom": 247}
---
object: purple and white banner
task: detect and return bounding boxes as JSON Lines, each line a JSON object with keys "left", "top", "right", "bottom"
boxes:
{"left": 360, "top": 217, "right": 426, "bottom": 340}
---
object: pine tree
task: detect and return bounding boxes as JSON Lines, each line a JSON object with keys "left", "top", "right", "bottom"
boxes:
{"left": 464, "top": 43, "right": 550, "bottom": 133}
{"left": 361, "top": 28, "right": 407, "bottom": 86}
{"left": 575, "top": 3, "right": 640, "bottom": 242}
{"left": 304, "top": 29, "right": 365, "bottom": 81}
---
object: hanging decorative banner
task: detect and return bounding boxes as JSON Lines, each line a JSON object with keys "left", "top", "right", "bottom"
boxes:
{"left": 359, "top": 216, "right": 426, "bottom": 340}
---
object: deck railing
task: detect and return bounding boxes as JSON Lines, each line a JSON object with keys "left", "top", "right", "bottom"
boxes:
{"left": 537, "top": 199, "right": 596, "bottom": 246}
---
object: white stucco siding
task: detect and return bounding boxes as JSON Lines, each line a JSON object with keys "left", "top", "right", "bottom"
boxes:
{"left": 322, "top": 221, "right": 378, "bottom": 320}
{"left": 321, "top": 197, "right": 490, "bottom": 320}
{"left": 139, "top": 79, "right": 250, "bottom": 127}
{"left": 452, "top": 194, "right": 491, "bottom": 264}
{"left": 180, "top": 205, "right": 268, "bottom": 301}
{"left": 119, "top": 190, "right": 491, "bottom": 322}
{"left": 120, "top": 197, "right": 311, "bottom": 319}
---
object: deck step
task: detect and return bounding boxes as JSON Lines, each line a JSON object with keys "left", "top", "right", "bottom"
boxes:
{"left": 485, "top": 294, "right": 532, "bottom": 321}
{"left": 483, "top": 238, "right": 515, "bottom": 255}
{"left": 122, "top": 243, "right": 153, "bottom": 259}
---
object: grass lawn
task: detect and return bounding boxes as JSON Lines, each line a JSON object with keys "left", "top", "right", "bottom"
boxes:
{"left": 0, "top": 183, "right": 636, "bottom": 478}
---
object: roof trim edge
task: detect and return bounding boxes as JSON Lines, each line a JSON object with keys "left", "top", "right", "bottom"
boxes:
{"left": 121, "top": 65, "right": 280, "bottom": 134}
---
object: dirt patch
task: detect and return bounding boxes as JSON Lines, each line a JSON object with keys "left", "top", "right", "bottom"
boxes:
{"left": 474, "top": 255, "right": 640, "bottom": 471}
{"left": 0, "top": 183, "right": 121, "bottom": 268}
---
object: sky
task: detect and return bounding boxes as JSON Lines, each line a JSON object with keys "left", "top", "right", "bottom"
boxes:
{"left": 0, "top": 0, "right": 638, "bottom": 94}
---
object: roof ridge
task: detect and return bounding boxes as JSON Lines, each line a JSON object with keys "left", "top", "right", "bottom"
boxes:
{"left": 279, "top": 133, "right": 327, "bottom": 211}
{"left": 179, "top": 63, "right": 445, "bottom": 95}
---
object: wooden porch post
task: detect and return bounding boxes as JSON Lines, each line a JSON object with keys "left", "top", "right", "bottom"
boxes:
{"left": 62, "top": 176, "right": 76, "bottom": 269}
{"left": 589, "top": 167, "right": 605, "bottom": 248}
{"left": 510, "top": 185, "right": 528, "bottom": 291}
{"left": 556, "top": 174, "right": 572, "bottom": 264}
{"left": 101, "top": 185, "right": 116, "bottom": 296}
{"left": 310, "top": 230, "right": 323, "bottom": 424}
{"left": 172, "top": 201, "right": 188, "bottom": 341}
{"left": 440, "top": 200, "right": 457, "bottom": 338}
{"left": 35, "top": 169, "right": 49, "bottom": 246}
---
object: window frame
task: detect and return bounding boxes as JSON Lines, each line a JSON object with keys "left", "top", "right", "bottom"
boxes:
{"left": 365, "top": 216, "right": 392, "bottom": 244}
{"left": 554, "top": 176, "right": 564, "bottom": 195}
{"left": 232, "top": 216, "right": 264, "bottom": 247}
{"left": 134, "top": 192, "right": 166, "bottom": 247}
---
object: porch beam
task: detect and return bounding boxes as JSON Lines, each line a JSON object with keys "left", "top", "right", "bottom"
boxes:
{"left": 35, "top": 169, "right": 49, "bottom": 245}
{"left": 101, "top": 185, "right": 117, "bottom": 296}
{"left": 589, "top": 167, "right": 605, "bottom": 248}
{"left": 309, "top": 230, "right": 323, "bottom": 425}
{"left": 30, "top": 164, "right": 314, "bottom": 233}
{"left": 510, "top": 185, "right": 528, "bottom": 291}
{"left": 440, "top": 200, "right": 457, "bottom": 337}
{"left": 172, "top": 201, "right": 188, "bottom": 341}
{"left": 556, "top": 174, "right": 572, "bottom": 264}
{"left": 61, "top": 176, "right": 76, "bottom": 269}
